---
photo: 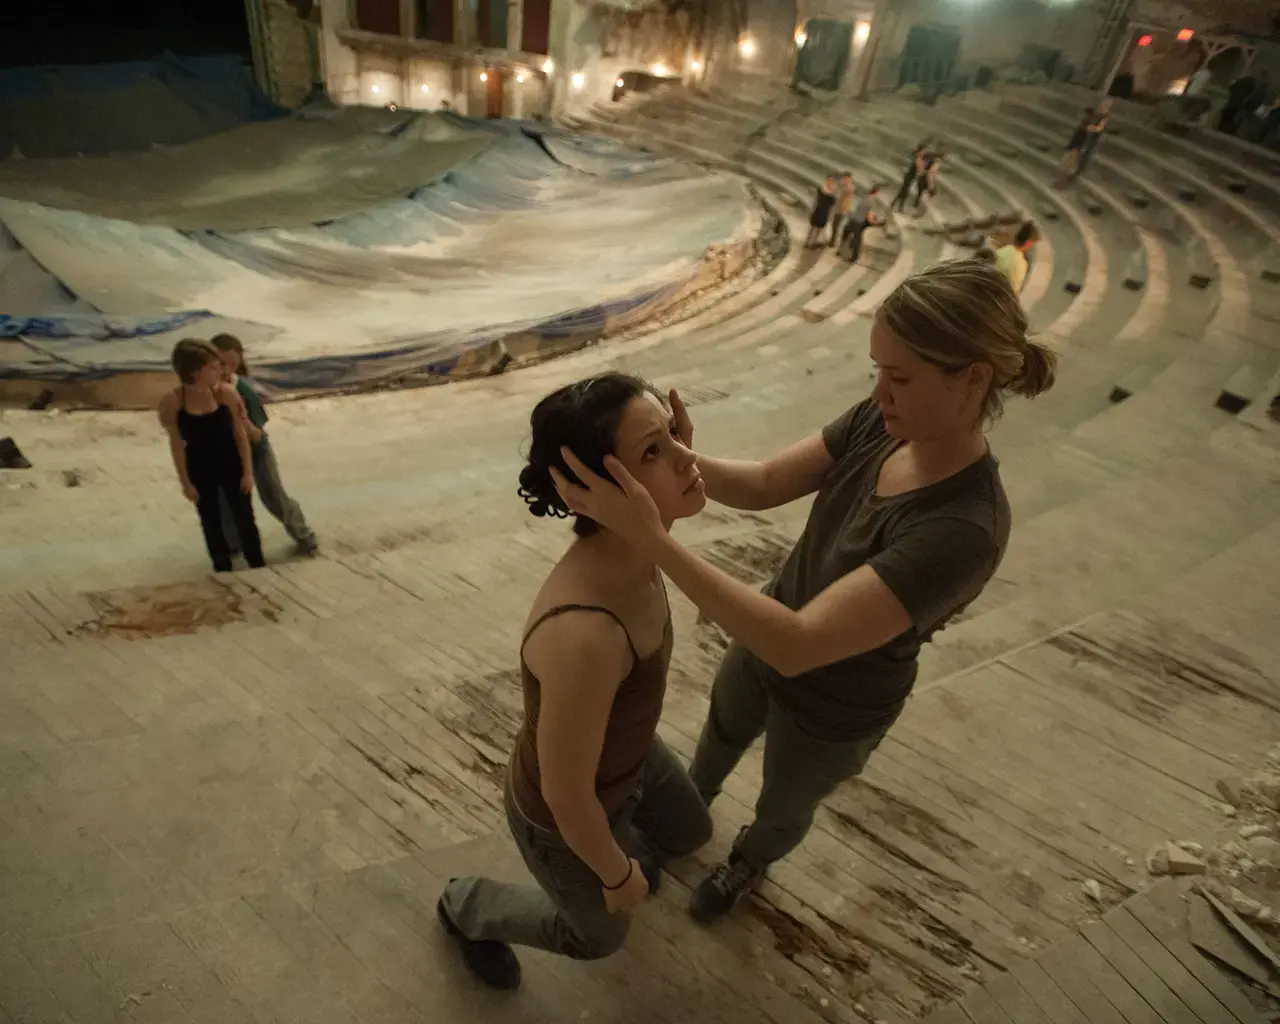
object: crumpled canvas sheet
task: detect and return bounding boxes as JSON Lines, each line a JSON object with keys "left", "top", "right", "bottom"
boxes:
{"left": 0, "top": 108, "right": 495, "bottom": 232}
{"left": 0, "top": 122, "right": 760, "bottom": 393}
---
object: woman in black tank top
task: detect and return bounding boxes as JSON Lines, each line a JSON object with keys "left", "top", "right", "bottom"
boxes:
{"left": 437, "top": 373, "right": 712, "bottom": 991}
{"left": 157, "top": 339, "right": 264, "bottom": 572}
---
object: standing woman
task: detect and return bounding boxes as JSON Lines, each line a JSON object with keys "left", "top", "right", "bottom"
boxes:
{"left": 892, "top": 141, "right": 931, "bottom": 213}
{"left": 553, "top": 257, "right": 1056, "bottom": 924}
{"left": 157, "top": 339, "right": 265, "bottom": 572}
{"left": 806, "top": 175, "right": 838, "bottom": 249}
{"left": 437, "top": 373, "right": 713, "bottom": 990}
{"left": 210, "top": 334, "right": 319, "bottom": 556}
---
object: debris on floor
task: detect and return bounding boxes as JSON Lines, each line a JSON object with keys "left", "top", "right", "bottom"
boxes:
{"left": 75, "top": 580, "right": 282, "bottom": 639}
{"left": 1146, "top": 747, "right": 1280, "bottom": 936}
{"left": 0, "top": 436, "right": 31, "bottom": 468}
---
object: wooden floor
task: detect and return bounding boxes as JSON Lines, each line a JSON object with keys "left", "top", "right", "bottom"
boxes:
{"left": 924, "top": 880, "right": 1268, "bottom": 1024}
{"left": 3, "top": 513, "right": 1278, "bottom": 1023}
{"left": 3, "top": 81, "right": 1280, "bottom": 1022}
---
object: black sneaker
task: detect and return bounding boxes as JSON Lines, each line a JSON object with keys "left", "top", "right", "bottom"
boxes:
{"left": 689, "top": 852, "right": 764, "bottom": 924}
{"left": 437, "top": 894, "right": 521, "bottom": 990}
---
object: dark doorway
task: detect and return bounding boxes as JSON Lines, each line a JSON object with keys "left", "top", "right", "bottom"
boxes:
{"left": 416, "top": 0, "right": 454, "bottom": 43}
{"left": 486, "top": 68, "right": 505, "bottom": 117}
{"left": 794, "top": 19, "right": 854, "bottom": 91}
{"left": 356, "top": 0, "right": 401, "bottom": 35}
{"left": 898, "top": 24, "right": 960, "bottom": 88}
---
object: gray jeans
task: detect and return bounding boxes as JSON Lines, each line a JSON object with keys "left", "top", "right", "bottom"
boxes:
{"left": 221, "top": 436, "right": 315, "bottom": 549}
{"left": 689, "top": 643, "right": 895, "bottom": 870}
{"left": 443, "top": 736, "right": 711, "bottom": 960}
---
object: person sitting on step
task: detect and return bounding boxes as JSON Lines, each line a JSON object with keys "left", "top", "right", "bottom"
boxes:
{"left": 990, "top": 221, "right": 1040, "bottom": 296}
{"left": 437, "top": 372, "right": 713, "bottom": 990}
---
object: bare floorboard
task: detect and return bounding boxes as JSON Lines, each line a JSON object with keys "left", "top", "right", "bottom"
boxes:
{"left": 2, "top": 509, "right": 1278, "bottom": 1023}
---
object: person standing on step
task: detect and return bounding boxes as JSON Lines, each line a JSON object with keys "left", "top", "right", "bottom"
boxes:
{"left": 828, "top": 172, "right": 855, "bottom": 248}
{"left": 158, "top": 339, "right": 265, "bottom": 573}
{"left": 991, "top": 221, "right": 1040, "bottom": 296}
{"left": 914, "top": 150, "right": 943, "bottom": 210}
{"left": 438, "top": 373, "right": 713, "bottom": 990}
{"left": 1062, "top": 99, "right": 1110, "bottom": 179}
{"left": 838, "top": 183, "right": 882, "bottom": 264}
{"left": 806, "top": 175, "right": 838, "bottom": 248}
{"left": 892, "top": 141, "right": 931, "bottom": 213}
{"left": 210, "top": 334, "right": 318, "bottom": 557}
{"left": 551, "top": 257, "right": 1057, "bottom": 926}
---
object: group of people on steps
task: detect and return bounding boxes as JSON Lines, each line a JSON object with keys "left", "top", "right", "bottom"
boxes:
{"left": 805, "top": 172, "right": 884, "bottom": 262}
{"left": 158, "top": 335, "right": 316, "bottom": 573}
{"left": 435, "top": 256, "right": 1058, "bottom": 990}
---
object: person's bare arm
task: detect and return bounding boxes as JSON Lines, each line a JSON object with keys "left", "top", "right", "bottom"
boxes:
{"left": 697, "top": 437, "right": 834, "bottom": 511}
{"left": 527, "top": 613, "right": 637, "bottom": 889}
{"left": 669, "top": 389, "right": 832, "bottom": 511}
{"left": 235, "top": 381, "right": 265, "bottom": 443}
{"left": 157, "top": 394, "right": 196, "bottom": 501}
{"left": 218, "top": 385, "right": 254, "bottom": 488}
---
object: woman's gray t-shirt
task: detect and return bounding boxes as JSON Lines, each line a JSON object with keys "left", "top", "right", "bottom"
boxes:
{"left": 761, "top": 398, "right": 1011, "bottom": 739}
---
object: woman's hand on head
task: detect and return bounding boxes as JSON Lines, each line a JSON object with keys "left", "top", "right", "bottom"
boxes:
{"left": 551, "top": 449, "right": 664, "bottom": 550}
{"left": 669, "top": 388, "right": 694, "bottom": 449}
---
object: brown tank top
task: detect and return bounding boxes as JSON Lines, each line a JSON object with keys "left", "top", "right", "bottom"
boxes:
{"left": 508, "top": 600, "right": 672, "bottom": 832}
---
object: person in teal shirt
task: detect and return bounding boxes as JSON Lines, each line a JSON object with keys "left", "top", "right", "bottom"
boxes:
{"left": 212, "top": 334, "right": 318, "bottom": 556}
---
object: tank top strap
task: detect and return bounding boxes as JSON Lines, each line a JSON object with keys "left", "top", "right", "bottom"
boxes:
{"left": 521, "top": 604, "right": 640, "bottom": 664}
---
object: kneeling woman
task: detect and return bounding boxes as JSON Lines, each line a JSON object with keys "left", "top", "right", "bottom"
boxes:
{"left": 438, "top": 373, "right": 713, "bottom": 989}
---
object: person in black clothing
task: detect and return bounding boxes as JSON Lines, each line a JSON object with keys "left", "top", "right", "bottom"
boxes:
{"left": 805, "top": 175, "right": 838, "bottom": 248}
{"left": 914, "top": 151, "right": 942, "bottom": 209}
{"left": 1219, "top": 74, "right": 1258, "bottom": 134}
{"left": 158, "top": 339, "right": 265, "bottom": 573}
{"left": 892, "top": 142, "right": 930, "bottom": 212}
{"left": 1061, "top": 99, "right": 1110, "bottom": 179}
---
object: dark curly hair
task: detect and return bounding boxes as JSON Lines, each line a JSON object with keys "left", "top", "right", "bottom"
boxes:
{"left": 518, "top": 372, "right": 665, "bottom": 536}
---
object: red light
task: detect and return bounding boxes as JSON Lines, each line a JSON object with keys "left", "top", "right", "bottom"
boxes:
{"left": 1137, "top": 34, "right": 1153, "bottom": 47}
{"left": 1177, "top": 28, "right": 1194, "bottom": 41}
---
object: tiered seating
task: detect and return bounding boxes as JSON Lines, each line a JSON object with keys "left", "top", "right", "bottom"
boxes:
{"left": 2, "top": 74, "right": 1280, "bottom": 1024}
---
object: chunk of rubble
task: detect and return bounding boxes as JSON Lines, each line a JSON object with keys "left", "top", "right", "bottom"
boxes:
{"left": 1146, "top": 844, "right": 1171, "bottom": 876}
{"left": 1083, "top": 879, "right": 1104, "bottom": 902}
{"left": 1199, "top": 879, "right": 1278, "bottom": 924}
{"left": 1218, "top": 776, "right": 1247, "bottom": 806}
{"left": 1168, "top": 844, "right": 1208, "bottom": 875}
{"left": 1239, "top": 824, "right": 1272, "bottom": 840}
{"left": 1247, "top": 769, "right": 1280, "bottom": 811}
{"left": 0, "top": 437, "right": 31, "bottom": 470}
{"left": 1244, "top": 836, "right": 1280, "bottom": 866}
